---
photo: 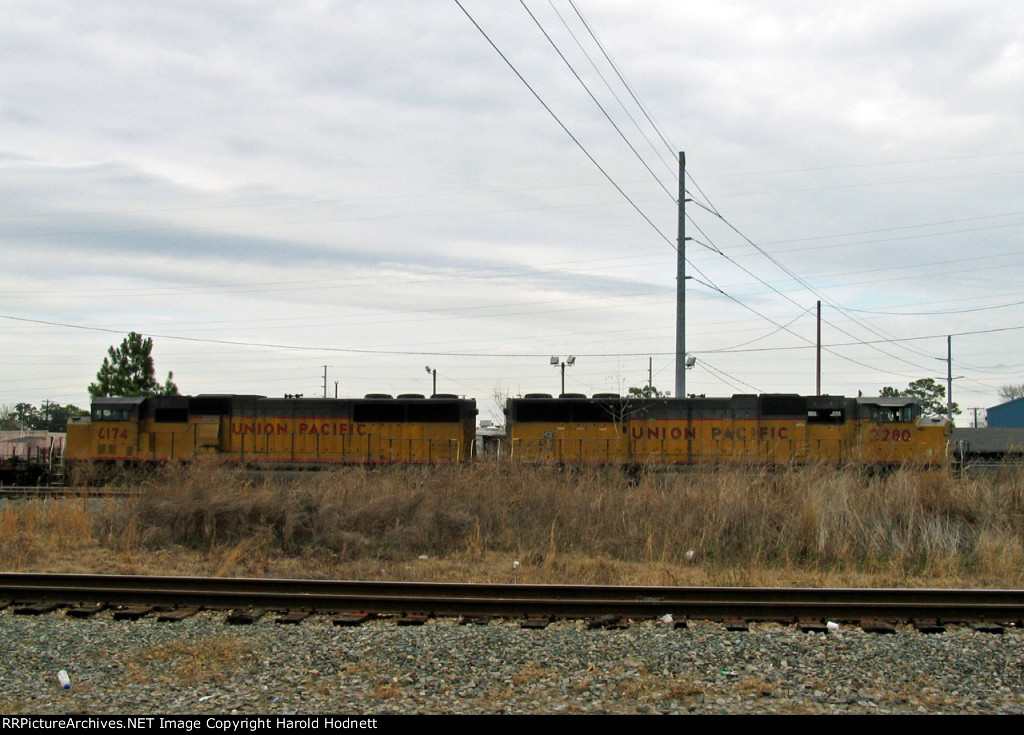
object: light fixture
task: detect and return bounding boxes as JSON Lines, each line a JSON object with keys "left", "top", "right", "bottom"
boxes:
{"left": 551, "top": 355, "right": 576, "bottom": 394}
{"left": 425, "top": 365, "right": 436, "bottom": 394}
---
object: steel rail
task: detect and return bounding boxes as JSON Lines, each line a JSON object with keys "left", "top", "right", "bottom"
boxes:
{"left": 2, "top": 573, "right": 1024, "bottom": 622}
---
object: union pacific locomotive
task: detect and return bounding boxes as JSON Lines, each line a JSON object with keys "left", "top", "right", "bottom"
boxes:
{"left": 504, "top": 392, "right": 949, "bottom": 466}
{"left": 66, "top": 393, "right": 477, "bottom": 469}
{"left": 63, "top": 391, "right": 950, "bottom": 472}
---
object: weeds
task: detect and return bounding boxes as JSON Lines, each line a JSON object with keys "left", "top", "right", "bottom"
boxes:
{"left": 2, "top": 462, "right": 1024, "bottom": 585}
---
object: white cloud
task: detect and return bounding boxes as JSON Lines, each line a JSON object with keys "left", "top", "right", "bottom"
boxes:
{"left": 0, "top": 0, "right": 1021, "bottom": 413}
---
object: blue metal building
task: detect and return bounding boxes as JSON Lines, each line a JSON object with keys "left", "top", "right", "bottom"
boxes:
{"left": 988, "top": 397, "right": 1024, "bottom": 428}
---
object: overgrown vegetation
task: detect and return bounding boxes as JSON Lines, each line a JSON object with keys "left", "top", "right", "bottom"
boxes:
{"left": 3, "top": 463, "right": 1024, "bottom": 586}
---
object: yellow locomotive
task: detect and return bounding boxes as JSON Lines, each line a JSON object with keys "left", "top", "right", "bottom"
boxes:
{"left": 504, "top": 393, "right": 950, "bottom": 466}
{"left": 65, "top": 391, "right": 949, "bottom": 474}
{"left": 66, "top": 393, "right": 478, "bottom": 469}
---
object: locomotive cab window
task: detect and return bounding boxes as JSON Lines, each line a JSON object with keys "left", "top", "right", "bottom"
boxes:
{"left": 868, "top": 405, "right": 915, "bottom": 423}
{"left": 92, "top": 397, "right": 145, "bottom": 422}
{"left": 93, "top": 408, "right": 133, "bottom": 421}
{"left": 807, "top": 409, "right": 845, "bottom": 424}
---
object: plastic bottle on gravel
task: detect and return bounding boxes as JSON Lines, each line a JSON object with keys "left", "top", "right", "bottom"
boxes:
{"left": 57, "top": 670, "right": 71, "bottom": 690}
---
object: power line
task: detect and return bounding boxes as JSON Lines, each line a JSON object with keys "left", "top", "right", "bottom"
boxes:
{"left": 452, "top": 0, "right": 677, "bottom": 252}
{"left": 545, "top": 0, "right": 677, "bottom": 182}
{"left": 6, "top": 313, "right": 1020, "bottom": 359}
{"left": 519, "top": 0, "right": 676, "bottom": 203}
{"left": 565, "top": 0, "right": 678, "bottom": 163}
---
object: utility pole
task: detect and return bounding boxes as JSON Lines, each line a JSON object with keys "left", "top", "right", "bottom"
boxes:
{"left": 674, "top": 152, "right": 687, "bottom": 400}
{"left": 322, "top": 365, "right": 329, "bottom": 398}
{"left": 946, "top": 335, "right": 953, "bottom": 422}
{"left": 816, "top": 300, "right": 821, "bottom": 396}
{"left": 934, "top": 335, "right": 961, "bottom": 423}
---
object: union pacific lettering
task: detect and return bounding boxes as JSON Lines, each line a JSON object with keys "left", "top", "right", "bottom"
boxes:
{"left": 631, "top": 426, "right": 790, "bottom": 441}
{"left": 231, "top": 420, "right": 368, "bottom": 436}
{"left": 631, "top": 426, "right": 697, "bottom": 440}
{"left": 710, "top": 427, "right": 789, "bottom": 441}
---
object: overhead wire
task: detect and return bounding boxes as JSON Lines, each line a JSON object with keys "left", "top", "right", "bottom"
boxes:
{"left": 8, "top": 313, "right": 1019, "bottom": 359}
{"left": 450, "top": 2, "right": 966, "bottom": 393}
{"left": 451, "top": 0, "right": 677, "bottom": 253}
{"left": 543, "top": 6, "right": 1019, "bottom": 388}
{"left": 515, "top": 3, "right": 907, "bottom": 374}
{"left": 13, "top": 5, "right": 1017, "bottom": 400}
{"left": 519, "top": 0, "right": 676, "bottom": 203}
{"left": 544, "top": 0, "right": 677, "bottom": 182}
{"left": 509, "top": 1, "right": 847, "bottom": 371}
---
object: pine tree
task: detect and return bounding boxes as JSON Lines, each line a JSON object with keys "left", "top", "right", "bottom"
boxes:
{"left": 88, "top": 332, "right": 180, "bottom": 397}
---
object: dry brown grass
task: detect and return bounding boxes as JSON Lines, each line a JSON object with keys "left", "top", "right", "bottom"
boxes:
{"left": 3, "top": 462, "right": 1024, "bottom": 586}
{"left": 126, "top": 636, "right": 256, "bottom": 686}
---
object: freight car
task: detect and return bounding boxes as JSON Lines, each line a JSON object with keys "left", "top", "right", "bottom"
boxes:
{"left": 504, "top": 393, "right": 950, "bottom": 466}
{"left": 65, "top": 393, "right": 478, "bottom": 472}
{"left": 950, "top": 427, "right": 1024, "bottom": 470}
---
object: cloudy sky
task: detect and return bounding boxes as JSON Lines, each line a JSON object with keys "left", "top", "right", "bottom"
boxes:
{"left": 2, "top": 0, "right": 1022, "bottom": 424}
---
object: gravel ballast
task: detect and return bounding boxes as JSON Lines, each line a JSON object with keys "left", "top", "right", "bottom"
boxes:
{"left": 2, "top": 609, "right": 1024, "bottom": 714}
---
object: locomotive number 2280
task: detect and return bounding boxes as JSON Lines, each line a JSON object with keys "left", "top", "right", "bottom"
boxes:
{"left": 869, "top": 428, "right": 912, "bottom": 442}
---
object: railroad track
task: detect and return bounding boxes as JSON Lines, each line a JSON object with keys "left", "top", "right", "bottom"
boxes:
{"left": 2, "top": 573, "right": 1023, "bottom": 627}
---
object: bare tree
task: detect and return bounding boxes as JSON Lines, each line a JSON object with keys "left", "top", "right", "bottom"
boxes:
{"left": 998, "top": 384, "right": 1024, "bottom": 402}
{"left": 489, "top": 388, "right": 511, "bottom": 429}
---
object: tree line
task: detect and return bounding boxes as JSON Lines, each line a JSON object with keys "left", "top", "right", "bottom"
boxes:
{"left": 0, "top": 402, "right": 88, "bottom": 432}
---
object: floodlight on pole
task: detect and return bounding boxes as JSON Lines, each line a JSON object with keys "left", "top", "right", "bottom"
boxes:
{"left": 425, "top": 365, "right": 436, "bottom": 396}
{"left": 551, "top": 356, "right": 576, "bottom": 395}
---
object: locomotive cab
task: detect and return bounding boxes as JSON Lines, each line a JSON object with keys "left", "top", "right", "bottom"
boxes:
{"left": 855, "top": 397, "right": 949, "bottom": 464}
{"left": 70, "top": 397, "right": 145, "bottom": 460}
{"left": 860, "top": 398, "right": 918, "bottom": 424}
